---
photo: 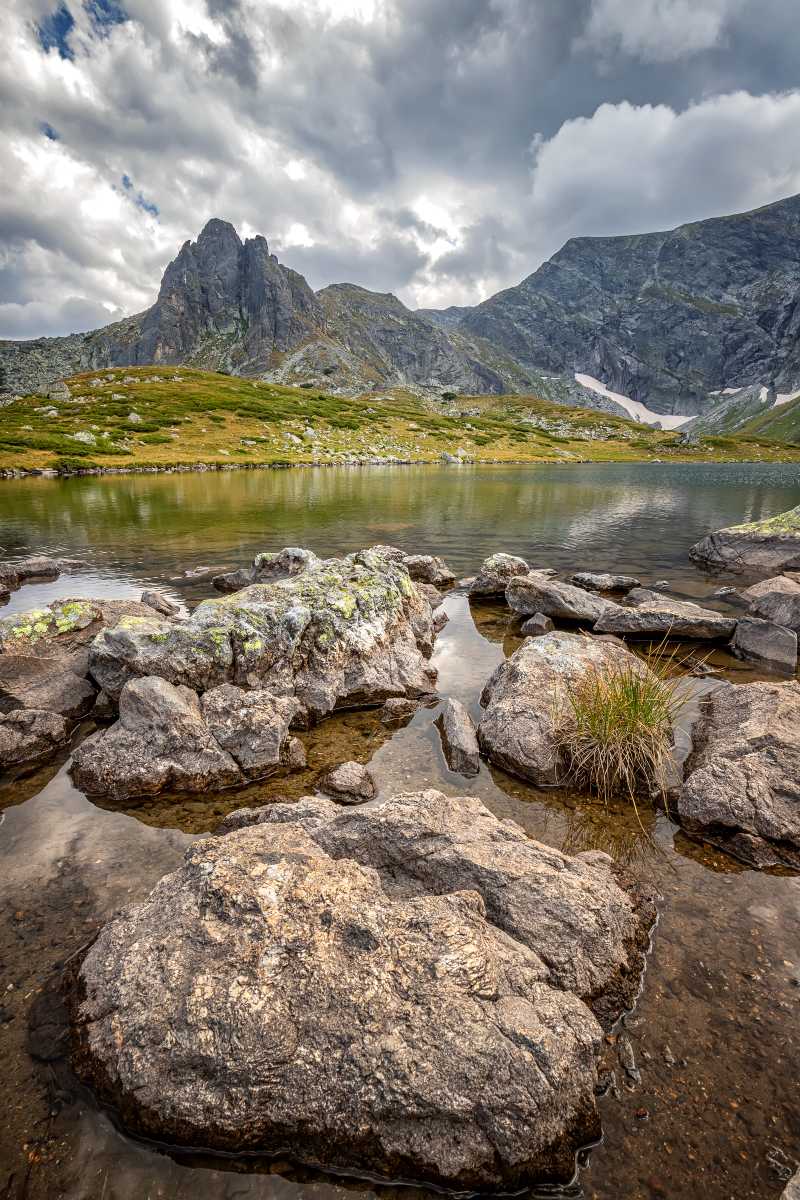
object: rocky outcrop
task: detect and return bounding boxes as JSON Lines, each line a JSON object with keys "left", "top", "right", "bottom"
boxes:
{"left": 570, "top": 572, "right": 640, "bottom": 593}
{"left": 435, "top": 698, "right": 480, "bottom": 776}
{"left": 730, "top": 617, "right": 798, "bottom": 673}
{"left": 469, "top": 553, "right": 530, "bottom": 598}
{"left": 594, "top": 588, "right": 736, "bottom": 639}
{"left": 678, "top": 681, "right": 800, "bottom": 867}
{"left": 319, "top": 760, "right": 376, "bottom": 804}
{"left": 506, "top": 574, "right": 621, "bottom": 624}
{"left": 71, "top": 676, "right": 304, "bottom": 799}
{"left": 212, "top": 547, "right": 320, "bottom": 594}
{"left": 477, "top": 632, "right": 651, "bottom": 785}
{"left": 71, "top": 791, "right": 654, "bottom": 1189}
{"left": 689, "top": 506, "right": 800, "bottom": 575}
{"left": 88, "top": 551, "right": 437, "bottom": 721}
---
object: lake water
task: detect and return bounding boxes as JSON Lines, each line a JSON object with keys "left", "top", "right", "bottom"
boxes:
{"left": 1, "top": 462, "right": 799, "bottom": 1200}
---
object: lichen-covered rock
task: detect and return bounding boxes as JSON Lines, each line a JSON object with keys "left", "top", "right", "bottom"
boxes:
{"left": 570, "top": 572, "right": 640, "bottom": 593}
{"left": 72, "top": 791, "right": 654, "bottom": 1189}
{"left": 594, "top": 588, "right": 736, "bottom": 639}
{"left": 70, "top": 676, "right": 303, "bottom": 799}
{"left": 730, "top": 617, "right": 797, "bottom": 673}
{"left": 319, "top": 760, "right": 376, "bottom": 803}
{"left": 0, "top": 708, "right": 68, "bottom": 768}
{"left": 0, "top": 600, "right": 100, "bottom": 652}
{"left": 89, "top": 551, "right": 437, "bottom": 720}
{"left": 435, "top": 698, "right": 480, "bottom": 776}
{"left": 477, "top": 632, "right": 652, "bottom": 786}
{"left": 212, "top": 547, "right": 320, "bottom": 594}
{"left": 506, "top": 575, "right": 621, "bottom": 623}
{"left": 678, "top": 681, "right": 800, "bottom": 868}
{"left": 689, "top": 505, "right": 800, "bottom": 575}
{"left": 469, "top": 553, "right": 529, "bottom": 598}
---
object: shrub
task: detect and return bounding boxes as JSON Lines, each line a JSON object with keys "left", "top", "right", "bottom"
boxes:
{"left": 553, "top": 655, "right": 686, "bottom": 805}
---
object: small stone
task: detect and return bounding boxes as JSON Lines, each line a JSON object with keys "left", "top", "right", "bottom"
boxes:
{"left": 320, "top": 760, "right": 377, "bottom": 804}
{"left": 521, "top": 613, "right": 554, "bottom": 637}
{"left": 141, "top": 591, "right": 180, "bottom": 617}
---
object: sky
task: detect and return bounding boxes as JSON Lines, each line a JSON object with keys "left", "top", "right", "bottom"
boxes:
{"left": 3, "top": 0, "right": 800, "bottom": 339}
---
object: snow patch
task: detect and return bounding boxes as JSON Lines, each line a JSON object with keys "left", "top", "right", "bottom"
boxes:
{"left": 774, "top": 388, "right": 800, "bottom": 408}
{"left": 574, "top": 374, "right": 694, "bottom": 430}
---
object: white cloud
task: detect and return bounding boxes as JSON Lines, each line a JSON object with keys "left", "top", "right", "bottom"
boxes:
{"left": 578, "top": 0, "right": 744, "bottom": 63}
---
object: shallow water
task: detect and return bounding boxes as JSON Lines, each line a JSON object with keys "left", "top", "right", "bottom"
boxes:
{"left": 1, "top": 462, "right": 799, "bottom": 1200}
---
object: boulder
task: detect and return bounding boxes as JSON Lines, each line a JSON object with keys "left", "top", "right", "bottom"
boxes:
{"left": 521, "top": 613, "right": 555, "bottom": 637}
{"left": 469, "top": 553, "right": 529, "bottom": 598}
{"left": 730, "top": 618, "right": 797, "bottom": 673}
{"left": 477, "top": 632, "right": 651, "bottom": 786}
{"left": 88, "top": 550, "right": 437, "bottom": 720}
{"left": 0, "top": 655, "right": 96, "bottom": 721}
{"left": 212, "top": 547, "right": 320, "bottom": 594}
{"left": 689, "top": 505, "right": 800, "bottom": 575}
{"left": 506, "top": 574, "right": 622, "bottom": 624}
{"left": 594, "top": 588, "right": 736, "bottom": 640}
{"left": 0, "top": 708, "right": 68, "bottom": 769}
{"left": 435, "top": 697, "right": 480, "bottom": 776}
{"left": 141, "top": 590, "right": 179, "bottom": 617}
{"left": 72, "top": 791, "right": 654, "bottom": 1189}
{"left": 570, "top": 572, "right": 640, "bottom": 593}
{"left": 379, "top": 696, "right": 425, "bottom": 725}
{"left": 402, "top": 554, "right": 456, "bottom": 587}
{"left": 70, "top": 676, "right": 304, "bottom": 799}
{"left": 678, "top": 681, "right": 800, "bottom": 868}
{"left": 749, "top": 590, "right": 800, "bottom": 632}
{"left": 742, "top": 573, "right": 800, "bottom": 602}
{"left": 319, "top": 760, "right": 376, "bottom": 803}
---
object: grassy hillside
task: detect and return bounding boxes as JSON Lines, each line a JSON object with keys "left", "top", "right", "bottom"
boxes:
{"left": 0, "top": 366, "right": 797, "bottom": 475}
{"left": 737, "top": 393, "right": 800, "bottom": 442}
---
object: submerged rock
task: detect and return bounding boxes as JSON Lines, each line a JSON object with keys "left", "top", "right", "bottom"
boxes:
{"left": 88, "top": 550, "right": 437, "bottom": 720}
{"left": 689, "top": 505, "right": 800, "bottom": 575}
{"left": 570, "top": 572, "right": 640, "bottom": 593}
{"left": 435, "top": 697, "right": 480, "bottom": 776}
{"left": 319, "top": 760, "right": 376, "bottom": 804}
{"left": 730, "top": 617, "right": 797, "bottom": 673}
{"left": 212, "top": 547, "right": 320, "bottom": 593}
{"left": 469, "top": 552, "right": 530, "bottom": 598}
{"left": 678, "top": 681, "right": 800, "bottom": 868}
{"left": 506, "top": 575, "right": 621, "bottom": 623}
{"left": 72, "top": 791, "right": 654, "bottom": 1190}
{"left": 477, "top": 631, "right": 651, "bottom": 786}
{"left": 70, "top": 676, "right": 304, "bottom": 799}
{"left": 594, "top": 588, "right": 736, "bottom": 640}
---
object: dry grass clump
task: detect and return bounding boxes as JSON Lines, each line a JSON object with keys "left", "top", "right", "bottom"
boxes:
{"left": 554, "top": 654, "right": 687, "bottom": 806}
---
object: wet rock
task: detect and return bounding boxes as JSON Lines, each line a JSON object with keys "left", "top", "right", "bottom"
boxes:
{"left": 319, "top": 760, "right": 376, "bottom": 804}
{"left": 0, "top": 708, "right": 68, "bottom": 768}
{"left": 435, "top": 697, "right": 480, "bottom": 776}
{"left": 70, "top": 676, "right": 303, "bottom": 799}
{"left": 678, "top": 681, "right": 800, "bottom": 868}
{"left": 689, "top": 505, "right": 800, "bottom": 575}
{"left": 141, "top": 591, "right": 179, "bottom": 617}
{"left": 72, "top": 791, "right": 654, "bottom": 1189}
{"left": 749, "top": 590, "right": 800, "bottom": 632}
{"left": 730, "top": 617, "right": 797, "bottom": 673}
{"left": 89, "top": 550, "right": 436, "bottom": 719}
{"left": 521, "top": 613, "right": 555, "bottom": 637}
{"left": 469, "top": 553, "right": 529, "bottom": 598}
{"left": 402, "top": 554, "right": 456, "bottom": 588}
{"left": 477, "top": 632, "right": 652, "bottom": 786}
{"left": 570, "top": 572, "right": 640, "bottom": 593}
{"left": 594, "top": 588, "right": 736, "bottom": 640}
{"left": 212, "top": 547, "right": 320, "bottom": 593}
{"left": 507, "top": 574, "right": 622, "bottom": 623}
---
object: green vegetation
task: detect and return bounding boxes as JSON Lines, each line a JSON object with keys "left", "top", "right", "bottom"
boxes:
{"left": 554, "top": 658, "right": 685, "bottom": 805}
{"left": 0, "top": 366, "right": 797, "bottom": 476}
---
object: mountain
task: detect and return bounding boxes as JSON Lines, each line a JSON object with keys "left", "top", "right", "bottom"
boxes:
{"left": 4, "top": 195, "right": 800, "bottom": 432}
{"left": 449, "top": 193, "right": 800, "bottom": 416}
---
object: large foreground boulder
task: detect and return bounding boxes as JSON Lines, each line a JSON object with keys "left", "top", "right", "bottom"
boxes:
{"left": 71, "top": 791, "right": 654, "bottom": 1189}
{"left": 506, "top": 575, "right": 622, "bottom": 623}
{"left": 70, "top": 676, "right": 304, "bottom": 799}
{"left": 88, "top": 550, "right": 437, "bottom": 721}
{"left": 689, "top": 505, "right": 800, "bottom": 575}
{"left": 477, "top": 632, "right": 652, "bottom": 786}
{"left": 678, "top": 681, "right": 800, "bottom": 868}
{"left": 594, "top": 588, "right": 736, "bottom": 639}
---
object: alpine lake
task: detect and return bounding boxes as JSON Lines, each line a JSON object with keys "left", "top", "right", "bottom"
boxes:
{"left": 1, "top": 461, "right": 799, "bottom": 1200}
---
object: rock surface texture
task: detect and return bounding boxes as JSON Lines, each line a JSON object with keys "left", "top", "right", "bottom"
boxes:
{"left": 678, "top": 681, "right": 800, "bottom": 867}
{"left": 689, "top": 506, "right": 800, "bottom": 575}
{"left": 594, "top": 588, "right": 736, "bottom": 639}
{"left": 71, "top": 790, "right": 655, "bottom": 1190}
{"left": 477, "top": 632, "right": 651, "bottom": 786}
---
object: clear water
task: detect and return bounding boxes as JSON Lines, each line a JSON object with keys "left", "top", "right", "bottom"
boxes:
{"left": 1, "top": 462, "right": 799, "bottom": 1200}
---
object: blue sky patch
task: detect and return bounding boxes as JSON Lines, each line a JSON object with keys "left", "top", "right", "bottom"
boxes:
{"left": 41, "top": 122, "right": 60, "bottom": 141}
{"left": 36, "top": 4, "right": 75, "bottom": 60}
{"left": 120, "top": 175, "right": 159, "bottom": 218}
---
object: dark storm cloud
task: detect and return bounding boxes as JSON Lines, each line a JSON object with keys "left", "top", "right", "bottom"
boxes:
{"left": 3, "top": 0, "right": 800, "bottom": 336}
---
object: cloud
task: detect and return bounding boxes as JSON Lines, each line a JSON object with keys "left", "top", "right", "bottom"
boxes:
{"left": 577, "top": 0, "right": 743, "bottom": 63}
